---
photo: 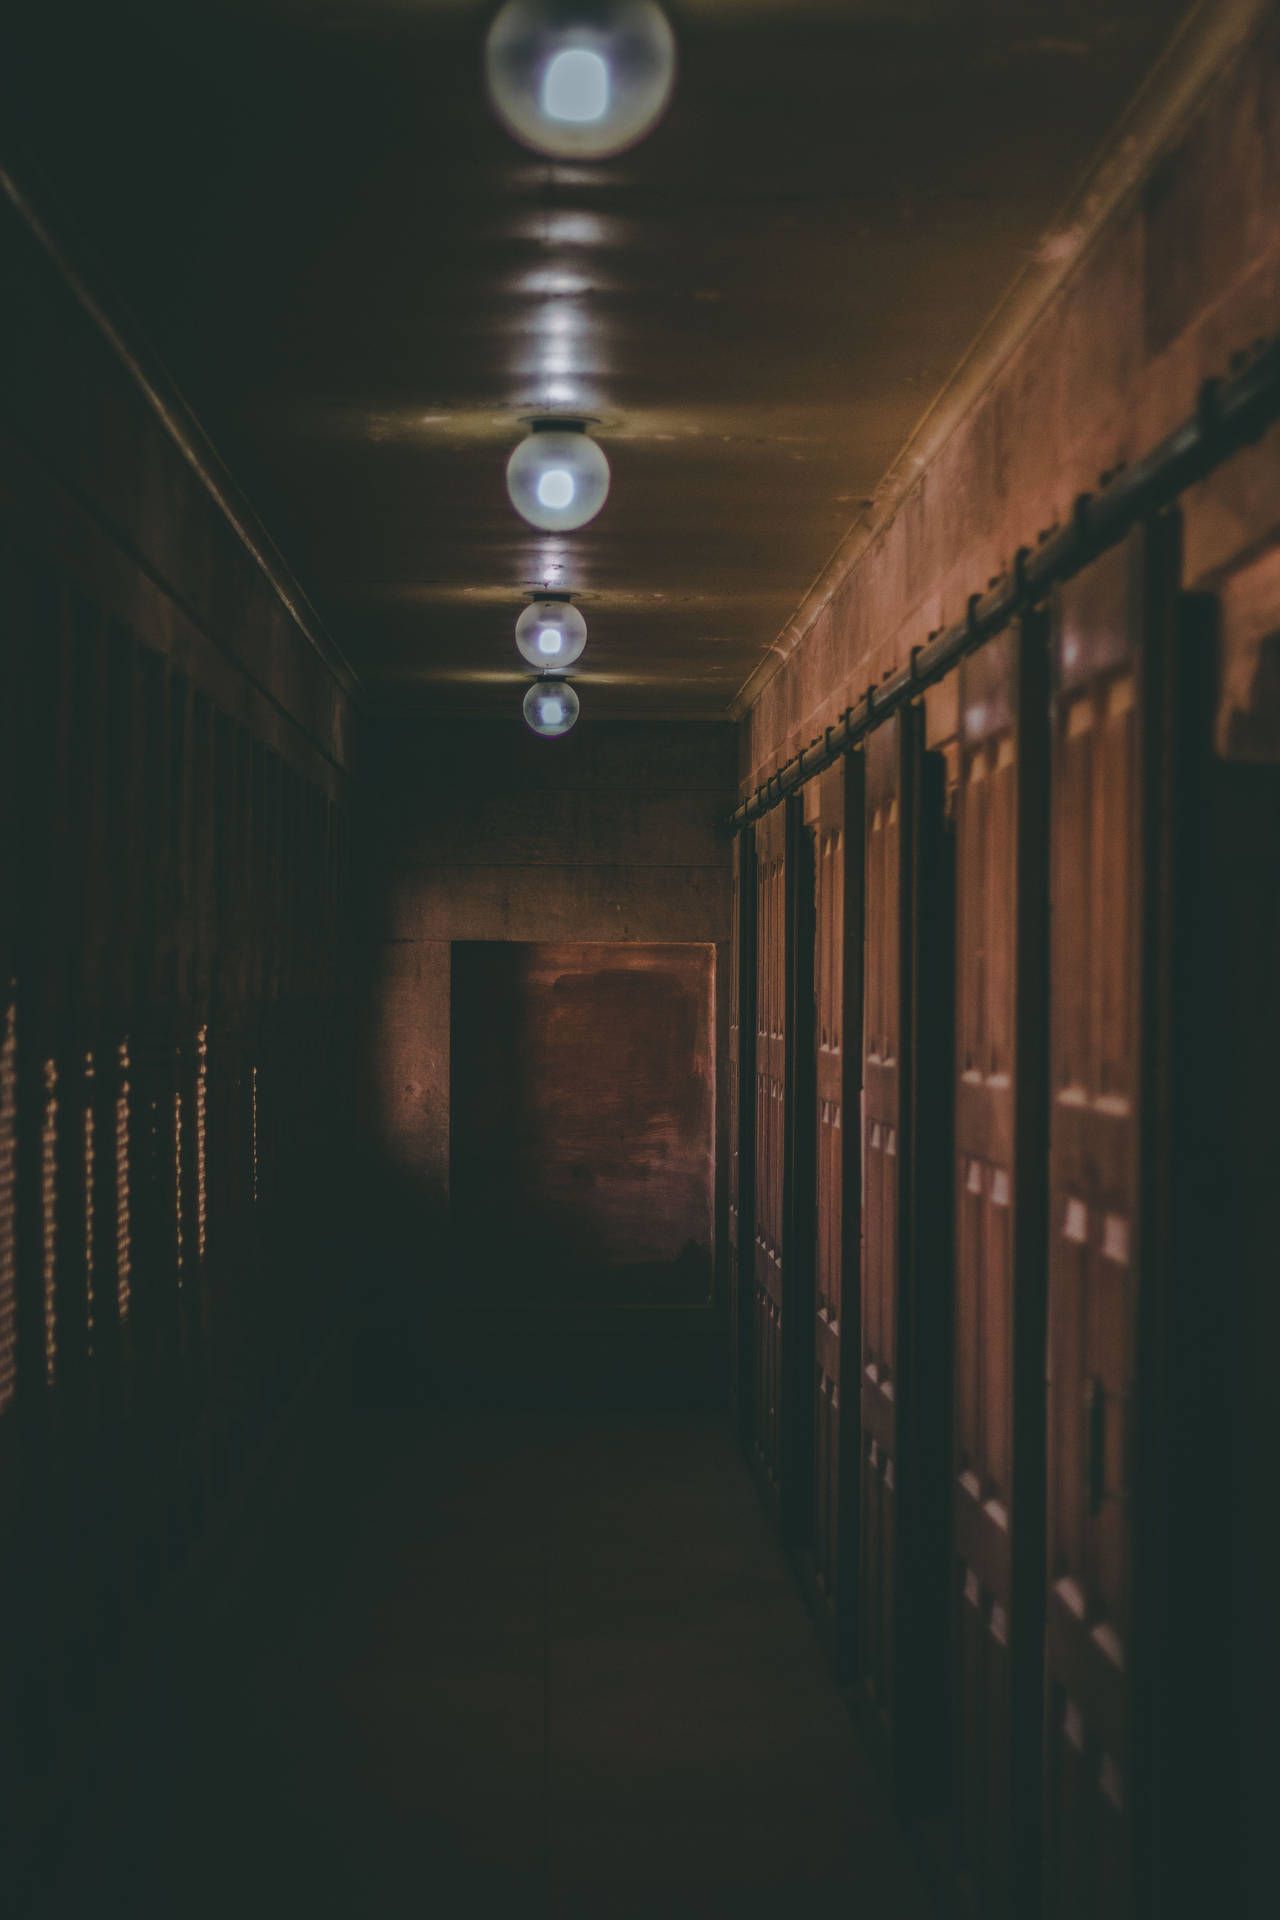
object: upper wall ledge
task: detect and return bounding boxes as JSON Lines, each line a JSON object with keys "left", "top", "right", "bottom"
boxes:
{"left": 730, "top": 0, "right": 1274, "bottom": 722}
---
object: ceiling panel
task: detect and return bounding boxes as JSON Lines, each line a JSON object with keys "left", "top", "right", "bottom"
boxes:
{"left": 2, "top": 0, "right": 1191, "bottom": 717}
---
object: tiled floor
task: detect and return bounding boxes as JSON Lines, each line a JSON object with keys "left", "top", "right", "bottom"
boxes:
{"left": 35, "top": 1408, "right": 938, "bottom": 1918}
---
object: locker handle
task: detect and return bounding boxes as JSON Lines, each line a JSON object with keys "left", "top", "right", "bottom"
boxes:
{"left": 1083, "top": 1376, "right": 1106, "bottom": 1518}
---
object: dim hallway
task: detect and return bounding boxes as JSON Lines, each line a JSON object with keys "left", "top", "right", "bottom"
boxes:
{"left": 3, "top": 3, "right": 1279, "bottom": 1915}
{"left": 25, "top": 1400, "right": 937, "bottom": 1920}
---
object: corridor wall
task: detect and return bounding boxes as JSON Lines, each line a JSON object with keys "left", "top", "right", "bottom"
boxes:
{"left": 729, "top": 15, "right": 1280, "bottom": 1919}
{"left": 0, "top": 189, "right": 357, "bottom": 1887}
{"left": 358, "top": 715, "right": 735, "bottom": 1407}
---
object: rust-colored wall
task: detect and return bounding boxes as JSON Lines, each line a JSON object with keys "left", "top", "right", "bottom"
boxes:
{"left": 451, "top": 942, "right": 715, "bottom": 1308}
{"left": 740, "top": 7, "right": 1280, "bottom": 791}
{"left": 731, "top": 21, "right": 1280, "bottom": 1907}
{"left": 358, "top": 717, "right": 734, "bottom": 1397}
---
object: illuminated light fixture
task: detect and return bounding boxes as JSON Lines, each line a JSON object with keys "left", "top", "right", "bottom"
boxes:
{"left": 506, "top": 419, "right": 610, "bottom": 531}
{"left": 545, "top": 48, "right": 608, "bottom": 121}
{"left": 485, "top": 0, "right": 677, "bottom": 160}
{"left": 524, "top": 675, "right": 581, "bottom": 737}
{"left": 516, "top": 596, "right": 588, "bottom": 669}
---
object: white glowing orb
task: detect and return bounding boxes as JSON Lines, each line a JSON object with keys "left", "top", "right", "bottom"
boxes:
{"left": 543, "top": 49, "right": 609, "bottom": 122}
{"left": 515, "top": 598, "right": 588, "bottom": 669}
{"left": 523, "top": 677, "right": 581, "bottom": 737}
{"left": 486, "top": 1, "right": 676, "bottom": 161}
{"left": 537, "top": 468, "right": 575, "bottom": 511}
{"left": 506, "top": 425, "right": 610, "bottom": 532}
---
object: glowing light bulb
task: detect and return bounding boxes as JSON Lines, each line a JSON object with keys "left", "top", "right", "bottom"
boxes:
{"left": 486, "top": 1, "right": 676, "bottom": 161}
{"left": 524, "top": 677, "right": 581, "bottom": 737}
{"left": 515, "top": 598, "right": 588, "bottom": 668}
{"left": 506, "top": 423, "right": 610, "bottom": 532}
{"left": 537, "top": 469, "right": 575, "bottom": 511}
{"left": 543, "top": 49, "right": 609, "bottom": 122}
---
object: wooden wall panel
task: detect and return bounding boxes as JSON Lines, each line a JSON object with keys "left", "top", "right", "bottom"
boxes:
{"left": 752, "top": 803, "right": 788, "bottom": 1494}
{"left": 802, "top": 754, "right": 864, "bottom": 1661}
{"left": 729, "top": 849, "right": 742, "bottom": 1404}
{"left": 1043, "top": 528, "right": 1164, "bottom": 1919}
{"left": 728, "top": 830, "right": 756, "bottom": 1430}
{"left": 860, "top": 713, "right": 906, "bottom": 1740}
{"left": 950, "top": 622, "right": 1049, "bottom": 1917}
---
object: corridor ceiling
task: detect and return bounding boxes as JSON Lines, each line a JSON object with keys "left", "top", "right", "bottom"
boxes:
{"left": 5, "top": 0, "right": 1193, "bottom": 718}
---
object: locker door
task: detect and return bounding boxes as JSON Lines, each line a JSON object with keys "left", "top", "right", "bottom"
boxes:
{"left": 804, "top": 754, "right": 864, "bottom": 1661}
{"left": 752, "top": 803, "right": 788, "bottom": 1495}
{"left": 729, "top": 830, "right": 756, "bottom": 1432}
{"left": 860, "top": 714, "right": 906, "bottom": 1740}
{"left": 1043, "top": 528, "right": 1168, "bottom": 1919}
{"left": 951, "top": 625, "right": 1049, "bottom": 1917}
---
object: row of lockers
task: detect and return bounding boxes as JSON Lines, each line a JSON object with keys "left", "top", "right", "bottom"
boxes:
{"left": 727, "top": 518, "right": 1262, "bottom": 1919}
{"left": 0, "top": 540, "right": 353, "bottom": 1886}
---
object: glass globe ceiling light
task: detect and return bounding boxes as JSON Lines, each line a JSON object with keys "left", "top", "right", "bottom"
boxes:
{"left": 485, "top": 0, "right": 677, "bottom": 160}
{"left": 506, "top": 419, "right": 610, "bottom": 532}
{"left": 516, "top": 596, "right": 588, "bottom": 668}
{"left": 524, "top": 675, "right": 581, "bottom": 737}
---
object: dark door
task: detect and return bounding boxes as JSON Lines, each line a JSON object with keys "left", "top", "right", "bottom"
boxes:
{"left": 1043, "top": 528, "right": 1170, "bottom": 1918}
{"left": 950, "top": 623, "right": 1049, "bottom": 1916}
{"left": 803, "top": 753, "right": 864, "bottom": 1664}
{"left": 729, "top": 829, "right": 756, "bottom": 1439}
{"left": 859, "top": 713, "right": 906, "bottom": 1744}
{"left": 751, "top": 802, "right": 788, "bottom": 1498}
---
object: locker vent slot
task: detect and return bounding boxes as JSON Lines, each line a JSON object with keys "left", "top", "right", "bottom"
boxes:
{"left": 115, "top": 1040, "right": 132, "bottom": 1319}
{"left": 251, "top": 1062, "right": 260, "bottom": 1204}
{"left": 83, "top": 1051, "right": 96, "bottom": 1352}
{"left": 173, "top": 1083, "right": 184, "bottom": 1289}
{"left": 0, "top": 997, "right": 17, "bottom": 1412}
{"left": 195, "top": 1025, "right": 208, "bottom": 1264}
{"left": 41, "top": 1056, "right": 58, "bottom": 1384}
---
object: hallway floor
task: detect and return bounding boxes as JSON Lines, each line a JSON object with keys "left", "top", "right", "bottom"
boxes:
{"left": 35, "top": 1404, "right": 938, "bottom": 1918}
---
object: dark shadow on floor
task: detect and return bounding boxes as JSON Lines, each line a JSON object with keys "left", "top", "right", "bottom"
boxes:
{"left": 29, "top": 1402, "right": 939, "bottom": 1918}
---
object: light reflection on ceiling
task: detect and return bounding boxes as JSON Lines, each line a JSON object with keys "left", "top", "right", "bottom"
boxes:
{"left": 0, "top": 0, "right": 1197, "bottom": 717}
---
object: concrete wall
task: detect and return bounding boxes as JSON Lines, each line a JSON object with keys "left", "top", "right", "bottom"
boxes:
{"left": 357, "top": 716, "right": 735, "bottom": 1403}
{"left": 738, "top": 4, "right": 1280, "bottom": 792}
